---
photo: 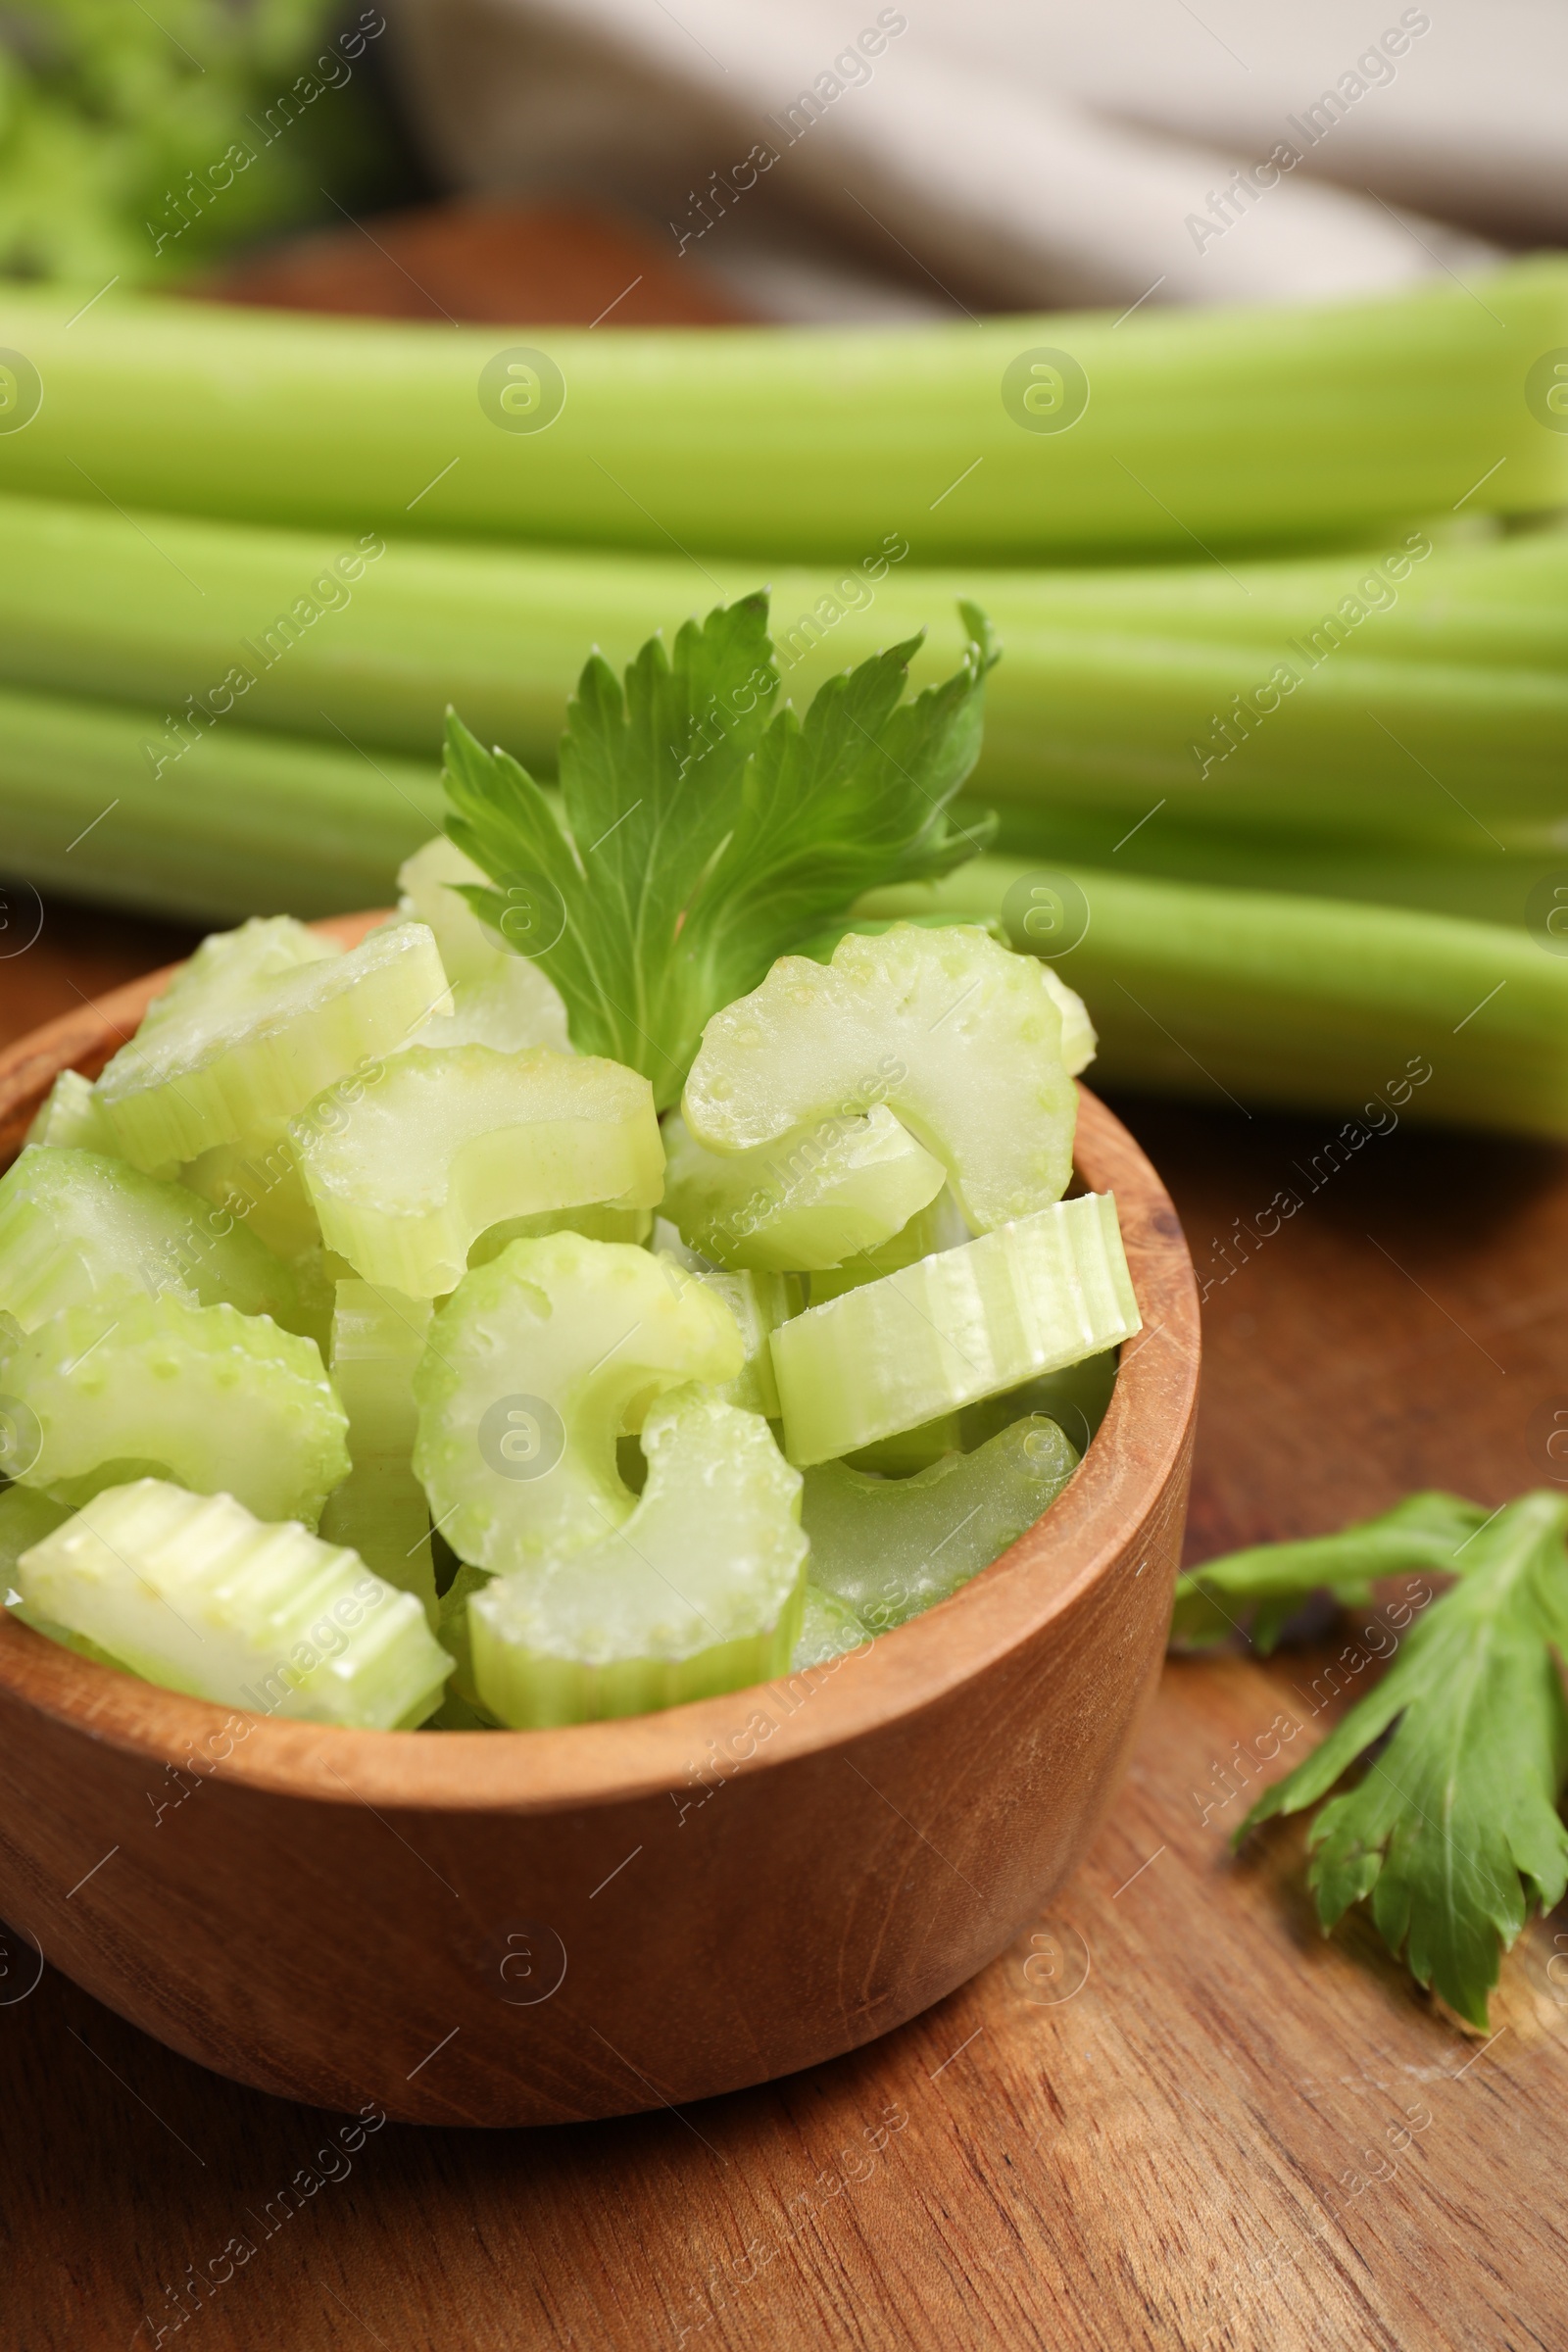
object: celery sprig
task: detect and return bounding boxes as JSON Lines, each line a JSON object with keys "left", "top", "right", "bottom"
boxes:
{"left": 442, "top": 594, "right": 996, "bottom": 1106}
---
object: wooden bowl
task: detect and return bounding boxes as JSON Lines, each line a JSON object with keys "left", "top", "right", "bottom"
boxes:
{"left": 0, "top": 916, "right": 1199, "bottom": 2126}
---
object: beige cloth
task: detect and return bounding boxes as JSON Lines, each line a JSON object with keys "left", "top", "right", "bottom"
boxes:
{"left": 387, "top": 0, "right": 1560, "bottom": 318}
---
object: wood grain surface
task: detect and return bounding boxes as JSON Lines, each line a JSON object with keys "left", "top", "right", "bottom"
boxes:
{"left": 4, "top": 910, "right": 1567, "bottom": 2352}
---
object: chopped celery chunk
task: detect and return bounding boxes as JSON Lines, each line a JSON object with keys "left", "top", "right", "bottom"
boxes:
{"left": 853, "top": 1346, "right": 1121, "bottom": 1473}
{"left": 0, "top": 1293, "right": 350, "bottom": 1525}
{"left": 695, "top": 1265, "right": 801, "bottom": 1417}
{"left": 791, "top": 1582, "right": 870, "bottom": 1670}
{"left": 398, "top": 837, "right": 572, "bottom": 1052}
{"left": 808, "top": 1186, "right": 971, "bottom": 1305}
{"left": 291, "top": 1044, "right": 664, "bottom": 1296}
{"left": 2, "top": 1484, "right": 128, "bottom": 1670}
{"left": 0, "top": 1146, "right": 321, "bottom": 1342}
{"left": 413, "top": 1231, "right": 744, "bottom": 1572}
{"left": 662, "top": 1103, "right": 946, "bottom": 1272}
{"left": 434, "top": 1560, "right": 502, "bottom": 1720}
{"left": 1037, "top": 966, "right": 1097, "bottom": 1078}
{"left": 25, "top": 1069, "right": 122, "bottom": 1156}
{"left": 97, "top": 920, "right": 451, "bottom": 1171}
{"left": 467, "top": 1200, "right": 652, "bottom": 1266}
{"left": 468, "top": 1388, "right": 808, "bottom": 1727}
{"left": 683, "top": 924, "right": 1077, "bottom": 1232}
{"left": 13, "top": 1479, "right": 452, "bottom": 1728}
{"left": 770, "top": 1191, "right": 1140, "bottom": 1466}
{"left": 803, "top": 1415, "right": 1080, "bottom": 1630}
{"left": 318, "top": 1281, "right": 438, "bottom": 1624}
{"left": 180, "top": 1130, "right": 322, "bottom": 1259}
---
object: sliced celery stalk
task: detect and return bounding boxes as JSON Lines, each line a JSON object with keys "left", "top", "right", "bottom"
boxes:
{"left": 468, "top": 1388, "right": 807, "bottom": 1728}
{"left": 662, "top": 1103, "right": 947, "bottom": 1274}
{"left": 0, "top": 1146, "right": 320, "bottom": 1342}
{"left": 25, "top": 1070, "right": 120, "bottom": 1156}
{"left": 1039, "top": 966, "right": 1097, "bottom": 1077}
{"left": 434, "top": 1561, "right": 501, "bottom": 1721}
{"left": 291, "top": 1045, "right": 664, "bottom": 1297}
{"left": 771, "top": 1192, "right": 1140, "bottom": 1466}
{"left": 139, "top": 914, "right": 340, "bottom": 1030}
{"left": 14, "top": 1479, "right": 452, "bottom": 1728}
{"left": 98, "top": 921, "right": 452, "bottom": 1171}
{"left": 318, "top": 1281, "right": 438, "bottom": 1626}
{"left": 413, "top": 1232, "right": 744, "bottom": 1572}
{"left": 802, "top": 1415, "right": 1080, "bottom": 1630}
{"left": 791, "top": 1583, "right": 869, "bottom": 1671}
{"left": 807, "top": 1187, "right": 972, "bottom": 1306}
{"left": 397, "top": 838, "right": 571, "bottom": 1053}
{"left": 1, "top": 1485, "right": 125, "bottom": 1669}
{"left": 684, "top": 925, "right": 1076, "bottom": 1233}
{"left": 0, "top": 1294, "right": 350, "bottom": 1525}
{"left": 179, "top": 1130, "right": 322, "bottom": 1260}
{"left": 467, "top": 1201, "right": 652, "bottom": 1265}
{"left": 694, "top": 1265, "right": 802, "bottom": 1418}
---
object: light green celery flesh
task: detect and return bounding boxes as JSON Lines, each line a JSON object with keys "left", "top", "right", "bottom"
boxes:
{"left": 180, "top": 1132, "right": 322, "bottom": 1259}
{"left": 413, "top": 1233, "right": 744, "bottom": 1573}
{"left": 662, "top": 1105, "right": 947, "bottom": 1273}
{"left": 25, "top": 1070, "right": 119, "bottom": 1154}
{"left": 771, "top": 1193, "right": 1140, "bottom": 1466}
{"left": 98, "top": 922, "right": 451, "bottom": 1170}
{"left": 684, "top": 926, "right": 1077, "bottom": 1234}
{"left": 808, "top": 1188, "right": 972, "bottom": 1306}
{"left": 843, "top": 1346, "right": 1118, "bottom": 1474}
{"left": 318, "top": 1281, "right": 438, "bottom": 1625}
{"left": 803, "top": 1414, "right": 1080, "bottom": 1630}
{"left": 467, "top": 1202, "right": 652, "bottom": 1266}
{"left": 291, "top": 1045, "right": 663, "bottom": 1298}
{"left": 0, "top": 1146, "right": 320, "bottom": 1340}
{"left": 0, "top": 1294, "right": 349, "bottom": 1525}
{"left": 860, "top": 858, "right": 1568, "bottom": 1140}
{"left": 396, "top": 838, "right": 571, "bottom": 1050}
{"left": 434, "top": 1562, "right": 501, "bottom": 1720}
{"left": 0, "top": 1487, "right": 120, "bottom": 1665}
{"left": 0, "top": 268, "right": 1562, "bottom": 556}
{"left": 468, "top": 1389, "right": 807, "bottom": 1729}
{"left": 15, "top": 1480, "right": 452, "bottom": 1729}
{"left": 694, "top": 1267, "right": 801, "bottom": 1418}
{"left": 791, "top": 1584, "right": 870, "bottom": 1671}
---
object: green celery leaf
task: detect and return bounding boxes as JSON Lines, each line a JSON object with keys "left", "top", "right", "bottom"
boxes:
{"left": 1170, "top": 1489, "right": 1488, "bottom": 1652}
{"left": 442, "top": 592, "right": 997, "bottom": 1106}
{"left": 1240, "top": 1489, "right": 1568, "bottom": 2028}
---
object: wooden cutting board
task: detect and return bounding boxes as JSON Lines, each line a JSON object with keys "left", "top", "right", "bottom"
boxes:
{"left": 3, "top": 917, "right": 1565, "bottom": 2352}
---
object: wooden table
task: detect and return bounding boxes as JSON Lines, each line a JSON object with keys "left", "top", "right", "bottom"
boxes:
{"left": 4, "top": 907, "right": 1565, "bottom": 2352}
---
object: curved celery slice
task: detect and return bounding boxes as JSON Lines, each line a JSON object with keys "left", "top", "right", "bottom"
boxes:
{"left": 399, "top": 838, "right": 571, "bottom": 1048}
{"left": 468, "top": 1389, "right": 808, "bottom": 1728}
{"left": 432, "top": 1561, "right": 501, "bottom": 1722}
{"left": 413, "top": 1232, "right": 743, "bottom": 1572}
{"left": 792, "top": 1582, "right": 869, "bottom": 1670}
{"left": 0, "top": 1146, "right": 320, "bottom": 1343}
{"left": 13, "top": 1479, "right": 452, "bottom": 1728}
{"left": 0, "top": 1294, "right": 350, "bottom": 1525}
{"left": 803, "top": 1414, "right": 1079, "bottom": 1629}
{"left": 140, "top": 914, "right": 341, "bottom": 1026}
{"left": 662, "top": 1103, "right": 946, "bottom": 1273}
{"left": 808, "top": 1186, "right": 971, "bottom": 1306}
{"left": 683, "top": 924, "right": 1077, "bottom": 1233}
{"left": 318, "top": 1280, "right": 438, "bottom": 1625}
{"left": 97, "top": 920, "right": 451, "bottom": 1171}
{"left": 1038, "top": 966, "right": 1097, "bottom": 1079}
{"left": 467, "top": 1200, "right": 652, "bottom": 1267}
{"left": 180, "top": 1130, "right": 321, "bottom": 1260}
{"left": 291, "top": 1045, "right": 664, "bottom": 1296}
{"left": 2, "top": 1485, "right": 127, "bottom": 1670}
{"left": 25, "top": 1069, "right": 122, "bottom": 1156}
{"left": 700, "top": 1266, "right": 801, "bottom": 1417}
{"left": 770, "top": 1191, "right": 1140, "bottom": 1465}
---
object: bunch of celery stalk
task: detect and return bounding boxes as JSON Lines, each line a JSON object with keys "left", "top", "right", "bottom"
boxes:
{"left": 1, "top": 261, "right": 1566, "bottom": 1136}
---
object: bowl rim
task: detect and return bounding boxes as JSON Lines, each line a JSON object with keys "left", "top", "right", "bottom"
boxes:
{"left": 0, "top": 913, "right": 1200, "bottom": 1814}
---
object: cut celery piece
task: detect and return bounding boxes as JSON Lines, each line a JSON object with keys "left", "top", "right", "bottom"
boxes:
{"left": 1038, "top": 966, "right": 1097, "bottom": 1078}
{"left": 803, "top": 1415, "right": 1079, "bottom": 1630}
{"left": 2, "top": 1482, "right": 128, "bottom": 1670}
{"left": 413, "top": 1232, "right": 743, "bottom": 1572}
{"left": 851, "top": 1341, "right": 1120, "bottom": 1473}
{"left": 684, "top": 925, "right": 1078, "bottom": 1233}
{"left": 432, "top": 1560, "right": 502, "bottom": 1721}
{"left": 97, "top": 920, "right": 451, "bottom": 1171}
{"left": 25, "top": 1069, "right": 122, "bottom": 1156}
{"left": 468, "top": 1200, "right": 652, "bottom": 1266}
{"left": 662, "top": 1103, "right": 947, "bottom": 1273}
{"left": 771, "top": 1191, "right": 1140, "bottom": 1466}
{"left": 318, "top": 1281, "right": 438, "bottom": 1624}
{"left": 403, "top": 966, "right": 573, "bottom": 1057}
{"left": 808, "top": 1186, "right": 971, "bottom": 1306}
{"left": 468, "top": 1388, "right": 808, "bottom": 1727}
{"left": 792, "top": 1582, "right": 869, "bottom": 1670}
{"left": 845, "top": 1415, "right": 966, "bottom": 1477}
{"left": 0, "top": 1147, "right": 322, "bottom": 1346}
{"left": 695, "top": 1265, "right": 801, "bottom": 1418}
{"left": 398, "top": 838, "right": 572, "bottom": 1050}
{"left": 14, "top": 1479, "right": 452, "bottom": 1728}
{"left": 0, "top": 1294, "right": 349, "bottom": 1524}
{"left": 180, "top": 1130, "right": 321, "bottom": 1259}
{"left": 139, "top": 915, "right": 341, "bottom": 1029}
{"left": 291, "top": 1044, "right": 664, "bottom": 1296}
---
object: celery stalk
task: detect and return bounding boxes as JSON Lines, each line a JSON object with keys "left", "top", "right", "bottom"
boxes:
{"left": 0, "top": 267, "right": 1563, "bottom": 557}
{"left": 861, "top": 858, "right": 1568, "bottom": 1138}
